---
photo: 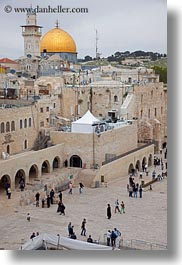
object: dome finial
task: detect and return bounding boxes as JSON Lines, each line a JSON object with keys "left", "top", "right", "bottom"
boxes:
{"left": 55, "top": 20, "right": 59, "bottom": 28}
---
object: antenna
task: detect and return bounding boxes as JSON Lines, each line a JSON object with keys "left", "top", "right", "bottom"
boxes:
{"left": 96, "top": 29, "right": 98, "bottom": 58}
{"left": 95, "top": 28, "right": 101, "bottom": 59}
{"left": 55, "top": 20, "right": 59, "bottom": 28}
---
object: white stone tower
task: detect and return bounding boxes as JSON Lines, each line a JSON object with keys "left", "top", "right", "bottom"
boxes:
{"left": 21, "top": 10, "right": 42, "bottom": 57}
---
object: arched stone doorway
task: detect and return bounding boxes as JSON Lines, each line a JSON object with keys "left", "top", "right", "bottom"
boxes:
{"left": 29, "top": 165, "right": 38, "bottom": 182}
{"left": 142, "top": 157, "right": 147, "bottom": 170}
{"left": 15, "top": 169, "right": 26, "bottom": 189}
{"left": 128, "top": 163, "right": 134, "bottom": 175}
{"left": 41, "top": 160, "right": 50, "bottom": 174}
{"left": 70, "top": 155, "right": 82, "bottom": 168}
{"left": 148, "top": 154, "right": 152, "bottom": 167}
{"left": 135, "top": 160, "right": 141, "bottom": 171}
{"left": 53, "top": 156, "right": 60, "bottom": 170}
{"left": 0, "top": 175, "right": 11, "bottom": 191}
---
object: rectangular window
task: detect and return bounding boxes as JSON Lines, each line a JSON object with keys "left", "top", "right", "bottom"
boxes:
{"left": 40, "top": 107, "right": 43, "bottom": 113}
{"left": 53, "top": 103, "right": 56, "bottom": 108}
{"left": 46, "top": 106, "right": 49, "bottom": 112}
{"left": 155, "top": 108, "right": 157, "bottom": 117}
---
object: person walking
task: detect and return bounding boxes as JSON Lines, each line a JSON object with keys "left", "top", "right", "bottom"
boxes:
{"left": 114, "top": 199, "right": 120, "bottom": 213}
{"left": 81, "top": 218, "right": 86, "bottom": 236}
{"left": 35, "top": 192, "right": 40, "bottom": 207}
{"left": 110, "top": 230, "right": 117, "bottom": 247}
{"left": 50, "top": 189, "right": 55, "bottom": 204}
{"left": 120, "top": 201, "right": 125, "bottom": 214}
{"left": 47, "top": 195, "right": 51, "bottom": 208}
{"left": 133, "top": 185, "right": 138, "bottom": 198}
{"left": 139, "top": 185, "right": 143, "bottom": 198}
{"left": 79, "top": 183, "right": 84, "bottom": 194}
{"left": 107, "top": 204, "right": 111, "bottom": 219}
{"left": 106, "top": 230, "right": 111, "bottom": 246}
{"left": 7, "top": 187, "right": 11, "bottom": 199}
{"left": 68, "top": 182, "right": 73, "bottom": 194}
{"left": 27, "top": 213, "right": 31, "bottom": 222}
{"left": 114, "top": 228, "right": 121, "bottom": 248}
{"left": 59, "top": 202, "right": 66, "bottom": 215}
{"left": 58, "top": 191, "right": 62, "bottom": 202}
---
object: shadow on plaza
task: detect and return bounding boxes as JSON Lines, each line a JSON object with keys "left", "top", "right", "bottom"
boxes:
{"left": 8, "top": 9, "right": 179, "bottom": 264}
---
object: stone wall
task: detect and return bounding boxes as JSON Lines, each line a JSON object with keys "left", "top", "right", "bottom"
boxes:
{"left": 91, "top": 144, "right": 154, "bottom": 186}
{"left": 50, "top": 122, "right": 138, "bottom": 168}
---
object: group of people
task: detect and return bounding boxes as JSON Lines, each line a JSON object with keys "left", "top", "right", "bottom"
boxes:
{"left": 107, "top": 200, "right": 126, "bottom": 219}
{"left": 106, "top": 228, "right": 121, "bottom": 248}
{"left": 114, "top": 199, "right": 125, "bottom": 214}
{"left": 128, "top": 176, "right": 143, "bottom": 198}
{"left": 68, "top": 182, "right": 84, "bottom": 194}
{"left": 30, "top": 232, "right": 39, "bottom": 239}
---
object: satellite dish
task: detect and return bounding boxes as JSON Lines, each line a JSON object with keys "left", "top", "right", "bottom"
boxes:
{"left": 27, "top": 54, "right": 32, "bottom": 58}
{"left": 10, "top": 69, "right": 16, "bottom": 74}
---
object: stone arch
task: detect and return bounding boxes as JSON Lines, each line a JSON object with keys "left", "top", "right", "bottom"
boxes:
{"left": 15, "top": 169, "right": 26, "bottom": 189}
{"left": 135, "top": 160, "right": 141, "bottom": 171}
{"left": 7, "top": 144, "right": 10, "bottom": 154}
{"left": 70, "top": 155, "right": 82, "bottom": 168}
{"left": 148, "top": 154, "right": 153, "bottom": 167}
{"left": 142, "top": 157, "right": 147, "bottom": 170}
{"left": 0, "top": 174, "right": 11, "bottom": 191}
{"left": 52, "top": 156, "right": 61, "bottom": 170}
{"left": 41, "top": 160, "right": 51, "bottom": 174}
{"left": 29, "top": 164, "right": 39, "bottom": 182}
{"left": 128, "top": 163, "right": 134, "bottom": 174}
{"left": 114, "top": 95, "right": 118, "bottom": 102}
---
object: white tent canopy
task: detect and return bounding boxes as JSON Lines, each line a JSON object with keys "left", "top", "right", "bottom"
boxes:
{"left": 20, "top": 233, "right": 113, "bottom": 250}
{"left": 71, "top": 110, "right": 100, "bottom": 133}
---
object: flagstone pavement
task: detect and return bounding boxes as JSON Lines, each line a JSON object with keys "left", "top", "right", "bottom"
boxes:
{"left": 0, "top": 163, "right": 167, "bottom": 250}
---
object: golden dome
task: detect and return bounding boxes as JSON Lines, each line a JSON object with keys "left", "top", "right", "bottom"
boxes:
{"left": 40, "top": 27, "right": 77, "bottom": 53}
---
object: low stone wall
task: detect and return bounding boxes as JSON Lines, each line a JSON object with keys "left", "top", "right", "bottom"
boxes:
{"left": 91, "top": 144, "right": 154, "bottom": 187}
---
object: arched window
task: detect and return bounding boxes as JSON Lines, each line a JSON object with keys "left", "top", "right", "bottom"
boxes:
{"left": 114, "top": 95, "right": 118, "bottom": 102}
{"left": 11, "top": 121, "right": 15, "bottom": 131}
{"left": 29, "top": 118, "right": 32, "bottom": 127}
{"left": 6, "top": 122, "right": 10, "bottom": 132}
{"left": 24, "top": 119, "right": 27, "bottom": 128}
{"left": 20, "top": 120, "right": 23, "bottom": 129}
{"left": 7, "top": 145, "right": 10, "bottom": 154}
{"left": 0, "top": 122, "right": 5, "bottom": 133}
{"left": 24, "top": 139, "right": 28, "bottom": 149}
{"left": 148, "top": 109, "right": 150, "bottom": 118}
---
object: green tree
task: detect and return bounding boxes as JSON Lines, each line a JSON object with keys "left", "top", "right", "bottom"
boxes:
{"left": 152, "top": 66, "right": 167, "bottom": 84}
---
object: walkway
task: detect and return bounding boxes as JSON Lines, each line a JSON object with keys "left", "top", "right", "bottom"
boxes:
{"left": 0, "top": 153, "right": 167, "bottom": 250}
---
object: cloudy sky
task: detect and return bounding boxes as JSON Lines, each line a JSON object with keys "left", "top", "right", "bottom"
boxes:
{"left": 0, "top": 0, "right": 167, "bottom": 59}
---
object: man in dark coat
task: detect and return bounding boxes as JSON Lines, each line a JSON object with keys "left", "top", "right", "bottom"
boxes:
{"left": 47, "top": 195, "right": 51, "bottom": 208}
{"left": 107, "top": 204, "right": 111, "bottom": 219}
{"left": 50, "top": 189, "right": 55, "bottom": 204}
{"left": 58, "top": 191, "right": 62, "bottom": 202}
{"left": 60, "top": 202, "right": 65, "bottom": 215}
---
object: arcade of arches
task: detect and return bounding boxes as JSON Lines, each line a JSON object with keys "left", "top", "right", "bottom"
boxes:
{"left": 0, "top": 155, "right": 83, "bottom": 191}
{"left": 128, "top": 154, "right": 153, "bottom": 174}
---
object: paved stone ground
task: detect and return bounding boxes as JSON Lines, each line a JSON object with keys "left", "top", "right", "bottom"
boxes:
{"left": 0, "top": 159, "right": 167, "bottom": 250}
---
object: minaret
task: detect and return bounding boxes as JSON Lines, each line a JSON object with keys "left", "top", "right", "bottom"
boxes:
{"left": 21, "top": 10, "right": 42, "bottom": 57}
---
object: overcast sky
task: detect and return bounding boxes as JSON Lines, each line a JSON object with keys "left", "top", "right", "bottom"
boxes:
{"left": 0, "top": 0, "right": 167, "bottom": 59}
